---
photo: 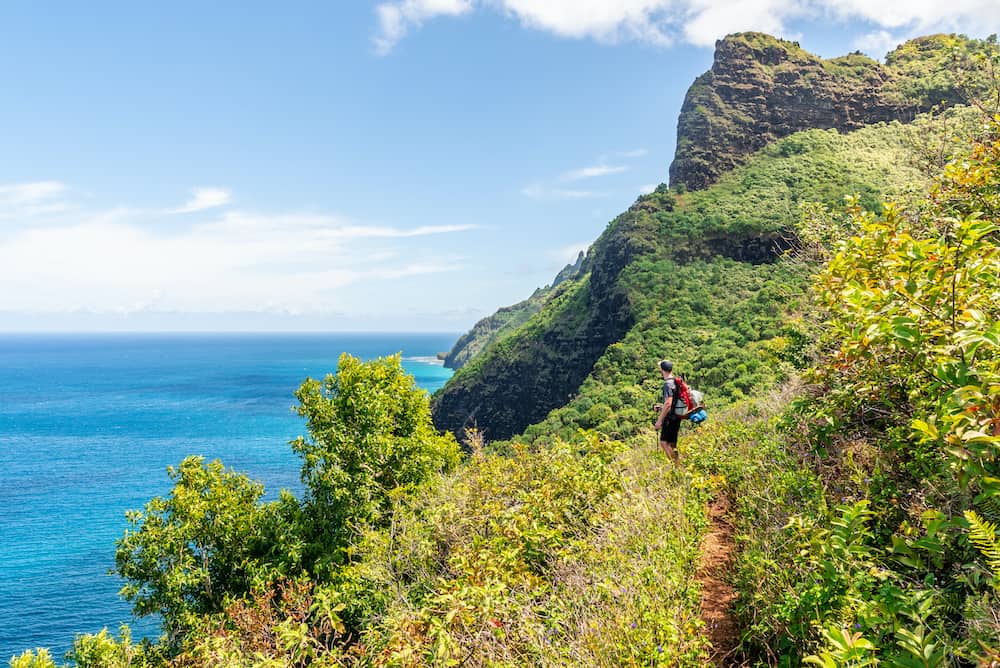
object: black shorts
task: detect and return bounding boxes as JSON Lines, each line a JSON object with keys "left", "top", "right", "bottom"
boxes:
{"left": 660, "top": 417, "right": 680, "bottom": 443}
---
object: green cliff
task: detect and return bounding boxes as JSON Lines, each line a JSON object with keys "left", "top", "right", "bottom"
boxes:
{"left": 431, "top": 32, "right": 992, "bottom": 443}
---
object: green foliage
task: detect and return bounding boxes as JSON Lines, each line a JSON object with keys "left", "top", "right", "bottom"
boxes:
{"left": 724, "top": 117, "right": 1000, "bottom": 665}
{"left": 965, "top": 510, "right": 1000, "bottom": 580}
{"left": 811, "top": 121, "right": 1000, "bottom": 501}
{"left": 115, "top": 456, "right": 271, "bottom": 642}
{"left": 67, "top": 626, "right": 163, "bottom": 668}
{"left": 885, "top": 34, "right": 999, "bottom": 112}
{"left": 520, "top": 258, "right": 807, "bottom": 444}
{"left": 292, "top": 352, "right": 461, "bottom": 573}
{"left": 342, "top": 432, "right": 711, "bottom": 666}
{"left": 804, "top": 627, "right": 879, "bottom": 668}
{"left": 103, "top": 354, "right": 461, "bottom": 660}
{"left": 8, "top": 650, "right": 56, "bottom": 668}
{"left": 179, "top": 579, "right": 348, "bottom": 667}
{"left": 657, "top": 120, "right": 933, "bottom": 241}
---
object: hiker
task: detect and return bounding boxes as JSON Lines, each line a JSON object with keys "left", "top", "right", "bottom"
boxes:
{"left": 654, "top": 359, "right": 683, "bottom": 462}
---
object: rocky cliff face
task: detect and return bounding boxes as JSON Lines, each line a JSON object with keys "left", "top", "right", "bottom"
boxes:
{"left": 668, "top": 33, "right": 929, "bottom": 191}
{"left": 431, "top": 216, "right": 647, "bottom": 441}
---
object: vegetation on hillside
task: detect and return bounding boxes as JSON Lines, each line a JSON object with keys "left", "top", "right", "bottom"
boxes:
{"left": 690, "top": 114, "right": 1000, "bottom": 666}
{"left": 507, "top": 109, "right": 977, "bottom": 446}
{"left": 432, "top": 32, "right": 997, "bottom": 444}
{"left": 440, "top": 252, "right": 586, "bottom": 371}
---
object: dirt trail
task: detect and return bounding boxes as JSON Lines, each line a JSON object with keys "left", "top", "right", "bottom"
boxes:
{"left": 698, "top": 494, "right": 742, "bottom": 666}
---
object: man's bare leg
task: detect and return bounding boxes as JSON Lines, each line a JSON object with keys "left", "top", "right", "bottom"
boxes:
{"left": 659, "top": 440, "right": 678, "bottom": 463}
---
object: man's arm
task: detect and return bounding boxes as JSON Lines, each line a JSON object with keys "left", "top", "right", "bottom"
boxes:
{"left": 654, "top": 395, "right": 672, "bottom": 428}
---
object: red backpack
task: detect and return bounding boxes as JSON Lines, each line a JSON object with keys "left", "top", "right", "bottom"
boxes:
{"left": 671, "top": 376, "right": 693, "bottom": 416}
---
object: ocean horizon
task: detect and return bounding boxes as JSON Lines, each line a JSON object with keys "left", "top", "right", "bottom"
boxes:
{"left": 0, "top": 332, "right": 457, "bottom": 661}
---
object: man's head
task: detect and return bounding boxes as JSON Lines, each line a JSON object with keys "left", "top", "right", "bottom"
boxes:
{"left": 659, "top": 360, "right": 673, "bottom": 376}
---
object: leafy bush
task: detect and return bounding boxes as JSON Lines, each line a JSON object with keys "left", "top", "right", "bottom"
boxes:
{"left": 292, "top": 353, "right": 461, "bottom": 575}
{"left": 115, "top": 456, "right": 271, "bottom": 643}
{"left": 720, "top": 116, "right": 1000, "bottom": 665}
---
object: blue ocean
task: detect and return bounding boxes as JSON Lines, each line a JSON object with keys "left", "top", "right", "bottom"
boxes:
{"left": 0, "top": 333, "right": 456, "bottom": 661}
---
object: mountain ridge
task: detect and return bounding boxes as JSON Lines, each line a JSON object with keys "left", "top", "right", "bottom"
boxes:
{"left": 668, "top": 32, "right": 983, "bottom": 191}
{"left": 431, "top": 31, "right": 991, "bottom": 443}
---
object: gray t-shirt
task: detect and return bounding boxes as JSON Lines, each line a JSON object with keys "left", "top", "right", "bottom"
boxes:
{"left": 662, "top": 378, "right": 675, "bottom": 403}
{"left": 662, "top": 378, "right": 686, "bottom": 416}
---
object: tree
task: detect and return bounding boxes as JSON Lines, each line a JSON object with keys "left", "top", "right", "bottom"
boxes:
{"left": 115, "top": 456, "right": 269, "bottom": 644}
{"left": 291, "top": 353, "right": 461, "bottom": 572}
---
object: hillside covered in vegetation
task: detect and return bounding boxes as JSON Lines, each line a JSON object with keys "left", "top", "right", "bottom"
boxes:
{"left": 430, "top": 31, "right": 994, "bottom": 443}
{"left": 9, "top": 32, "right": 1000, "bottom": 668}
{"left": 439, "top": 252, "right": 585, "bottom": 371}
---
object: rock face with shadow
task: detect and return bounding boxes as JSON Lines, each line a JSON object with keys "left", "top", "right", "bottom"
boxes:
{"left": 431, "top": 221, "right": 641, "bottom": 442}
{"left": 668, "top": 32, "right": 975, "bottom": 192}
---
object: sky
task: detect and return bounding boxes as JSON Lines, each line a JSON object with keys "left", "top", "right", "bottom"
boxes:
{"left": 1, "top": 1, "right": 996, "bottom": 332}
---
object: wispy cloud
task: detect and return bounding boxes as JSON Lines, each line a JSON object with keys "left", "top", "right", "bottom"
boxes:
{"left": 373, "top": 0, "right": 1000, "bottom": 51}
{"left": 171, "top": 187, "right": 232, "bottom": 214}
{"left": 0, "top": 181, "right": 67, "bottom": 204}
{"left": 338, "top": 223, "right": 478, "bottom": 238}
{"left": 374, "top": 0, "right": 473, "bottom": 55}
{"left": 619, "top": 148, "right": 648, "bottom": 158}
{"left": 0, "top": 183, "right": 477, "bottom": 316}
{"left": 0, "top": 181, "right": 72, "bottom": 219}
{"left": 638, "top": 183, "right": 657, "bottom": 195}
{"left": 525, "top": 148, "right": 646, "bottom": 199}
{"left": 561, "top": 163, "right": 628, "bottom": 181}
{"left": 852, "top": 29, "right": 903, "bottom": 58}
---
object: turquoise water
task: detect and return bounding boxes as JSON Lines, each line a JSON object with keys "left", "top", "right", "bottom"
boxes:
{"left": 0, "top": 333, "right": 455, "bottom": 661}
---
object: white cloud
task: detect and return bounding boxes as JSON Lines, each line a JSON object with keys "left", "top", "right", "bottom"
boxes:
{"left": 638, "top": 183, "right": 657, "bottom": 194}
{"left": 492, "top": 0, "right": 677, "bottom": 44}
{"left": 0, "top": 181, "right": 72, "bottom": 219}
{"left": 374, "top": 0, "right": 474, "bottom": 55}
{"left": 561, "top": 163, "right": 628, "bottom": 181}
{"left": 681, "top": 0, "right": 797, "bottom": 46}
{"left": 0, "top": 186, "right": 477, "bottom": 316}
{"left": 337, "top": 223, "right": 479, "bottom": 238}
{"left": 853, "top": 29, "right": 904, "bottom": 57}
{"left": 374, "top": 0, "right": 1000, "bottom": 51}
{"left": 822, "top": 0, "right": 1000, "bottom": 33}
{"left": 171, "top": 187, "right": 232, "bottom": 214}
{"left": 0, "top": 181, "right": 67, "bottom": 204}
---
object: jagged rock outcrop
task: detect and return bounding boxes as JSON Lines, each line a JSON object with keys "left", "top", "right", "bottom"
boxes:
{"left": 667, "top": 32, "right": 978, "bottom": 191}
{"left": 551, "top": 250, "right": 585, "bottom": 288}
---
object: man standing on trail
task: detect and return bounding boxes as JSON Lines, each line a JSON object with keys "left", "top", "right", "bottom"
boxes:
{"left": 654, "top": 360, "right": 682, "bottom": 463}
